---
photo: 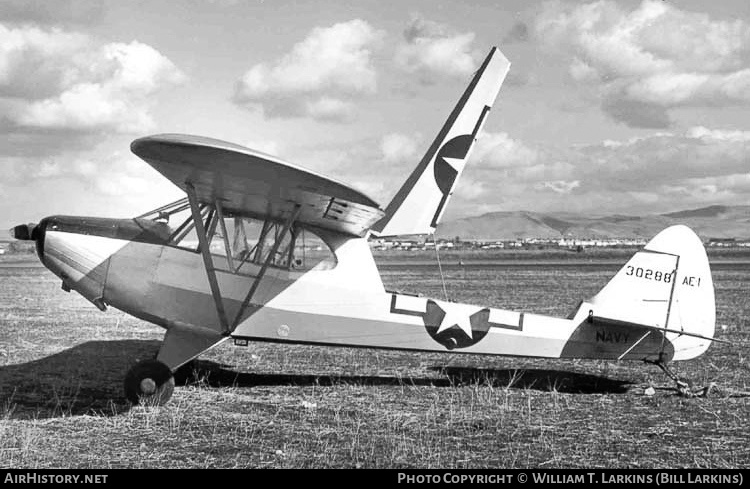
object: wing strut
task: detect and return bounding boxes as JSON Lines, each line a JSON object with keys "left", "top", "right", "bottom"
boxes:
{"left": 215, "top": 200, "right": 235, "bottom": 271}
{"left": 186, "top": 183, "right": 231, "bottom": 334}
{"left": 231, "top": 204, "right": 301, "bottom": 331}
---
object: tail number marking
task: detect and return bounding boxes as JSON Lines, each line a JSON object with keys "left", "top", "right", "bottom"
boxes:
{"left": 625, "top": 266, "right": 673, "bottom": 283}
{"left": 682, "top": 276, "right": 702, "bottom": 287}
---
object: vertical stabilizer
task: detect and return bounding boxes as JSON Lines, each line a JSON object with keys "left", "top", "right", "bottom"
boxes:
{"left": 371, "top": 47, "right": 510, "bottom": 237}
{"left": 586, "top": 225, "right": 716, "bottom": 361}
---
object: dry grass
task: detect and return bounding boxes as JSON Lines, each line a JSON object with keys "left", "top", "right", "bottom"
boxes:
{"left": 0, "top": 255, "right": 749, "bottom": 468}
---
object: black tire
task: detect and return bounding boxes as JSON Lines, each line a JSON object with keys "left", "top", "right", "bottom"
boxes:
{"left": 124, "top": 359, "right": 175, "bottom": 405}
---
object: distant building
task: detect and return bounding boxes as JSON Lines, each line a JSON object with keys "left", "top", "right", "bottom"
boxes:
{"left": 558, "top": 237, "right": 647, "bottom": 247}
{"left": 369, "top": 235, "right": 748, "bottom": 251}
{"left": 707, "top": 238, "right": 736, "bottom": 247}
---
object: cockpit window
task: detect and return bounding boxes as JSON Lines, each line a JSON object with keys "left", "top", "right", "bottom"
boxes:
{"left": 209, "top": 217, "right": 336, "bottom": 272}
{"left": 138, "top": 198, "right": 337, "bottom": 272}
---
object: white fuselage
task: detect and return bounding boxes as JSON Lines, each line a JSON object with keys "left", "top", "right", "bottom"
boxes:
{"left": 38, "top": 223, "right": 700, "bottom": 364}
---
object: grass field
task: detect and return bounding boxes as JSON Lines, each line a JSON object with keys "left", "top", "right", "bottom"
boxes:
{"left": 0, "top": 253, "right": 749, "bottom": 468}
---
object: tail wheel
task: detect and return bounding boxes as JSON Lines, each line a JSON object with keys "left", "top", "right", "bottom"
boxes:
{"left": 124, "top": 359, "right": 175, "bottom": 405}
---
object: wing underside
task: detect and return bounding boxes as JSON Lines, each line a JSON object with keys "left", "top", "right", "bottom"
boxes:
{"left": 131, "top": 134, "right": 384, "bottom": 237}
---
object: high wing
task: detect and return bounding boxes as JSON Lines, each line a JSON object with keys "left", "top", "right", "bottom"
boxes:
{"left": 131, "top": 133, "right": 384, "bottom": 237}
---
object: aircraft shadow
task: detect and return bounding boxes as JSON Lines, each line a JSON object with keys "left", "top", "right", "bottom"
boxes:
{"left": 0, "top": 340, "right": 635, "bottom": 420}
{"left": 178, "top": 360, "right": 635, "bottom": 394}
{"left": 429, "top": 366, "right": 635, "bottom": 394}
{"left": 0, "top": 339, "right": 161, "bottom": 419}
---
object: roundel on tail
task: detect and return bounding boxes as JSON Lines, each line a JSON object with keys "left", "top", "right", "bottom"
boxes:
{"left": 430, "top": 134, "right": 474, "bottom": 227}
{"left": 434, "top": 135, "right": 473, "bottom": 193}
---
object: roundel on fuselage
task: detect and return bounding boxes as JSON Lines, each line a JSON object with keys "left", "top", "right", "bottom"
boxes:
{"left": 423, "top": 300, "right": 492, "bottom": 350}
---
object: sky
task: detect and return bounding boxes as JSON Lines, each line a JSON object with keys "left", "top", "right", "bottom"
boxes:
{"left": 1, "top": 0, "right": 748, "bottom": 228}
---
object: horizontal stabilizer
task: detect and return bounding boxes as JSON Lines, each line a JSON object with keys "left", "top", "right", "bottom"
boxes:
{"left": 590, "top": 316, "right": 728, "bottom": 344}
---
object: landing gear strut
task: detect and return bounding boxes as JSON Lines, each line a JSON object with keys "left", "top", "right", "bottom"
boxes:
{"left": 646, "top": 353, "right": 713, "bottom": 397}
{"left": 124, "top": 359, "right": 175, "bottom": 405}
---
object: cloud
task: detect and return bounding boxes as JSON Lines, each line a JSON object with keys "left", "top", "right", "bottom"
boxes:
{"left": 180, "top": 123, "right": 748, "bottom": 220}
{"left": 3, "top": 149, "right": 184, "bottom": 221}
{"left": 380, "top": 132, "right": 421, "bottom": 164}
{"left": 624, "top": 70, "right": 750, "bottom": 106}
{"left": 686, "top": 126, "right": 750, "bottom": 142}
{"left": 571, "top": 128, "right": 750, "bottom": 191}
{"left": 536, "top": 180, "right": 580, "bottom": 194}
{"left": 29, "top": 159, "right": 97, "bottom": 179}
{"left": 101, "top": 155, "right": 182, "bottom": 203}
{"left": 0, "top": 0, "right": 104, "bottom": 25}
{"left": 394, "top": 15, "right": 478, "bottom": 83}
{"left": 684, "top": 173, "right": 750, "bottom": 194}
{"left": 0, "top": 25, "right": 186, "bottom": 133}
{"left": 283, "top": 132, "right": 427, "bottom": 206}
{"left": 535, "top": 0, "right": 750, "bottom": 127}
{"left": 289, "top": 143, "right": 389, "bottom": 205}
{"left": 0, "top": 25, "right": 89, "bottom": 99}
{"left": 473, "top": 132, "right": 539, "bottom": 168}
{"left": 233, "top": 19, "right": 383, "bottom": 122}
{"left": 446, "top": 126, "right": 750, "bottom": 216}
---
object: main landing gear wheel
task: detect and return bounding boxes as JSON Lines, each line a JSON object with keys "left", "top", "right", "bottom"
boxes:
{"left": 124, "top": 359, "right": 175, "bottom": 405}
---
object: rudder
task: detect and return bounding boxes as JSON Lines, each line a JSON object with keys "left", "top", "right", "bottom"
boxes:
{"left": 583, "top": 225, "right": 716, "bottom": 360}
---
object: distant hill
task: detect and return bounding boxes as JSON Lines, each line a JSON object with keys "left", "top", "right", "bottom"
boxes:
{"left": 2, "top": 206, "right": 748, "bottom": 242}
{"left": 662, "top": 205, "right": 731, "bottom": 219}
{"left": 436, "top": 205, "right": 750, "bottom": 241}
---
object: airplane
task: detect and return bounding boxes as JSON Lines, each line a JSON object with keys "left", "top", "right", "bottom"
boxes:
{"left": 11, "top": 47, "right": 720, "bottom": 405}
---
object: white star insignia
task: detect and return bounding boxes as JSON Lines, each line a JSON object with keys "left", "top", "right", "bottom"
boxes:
{"left": 436, "top": 303, "right": 479, "bottom": 339}
{"left": 442, "top": 156, "right": 466, "bottom": 174}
